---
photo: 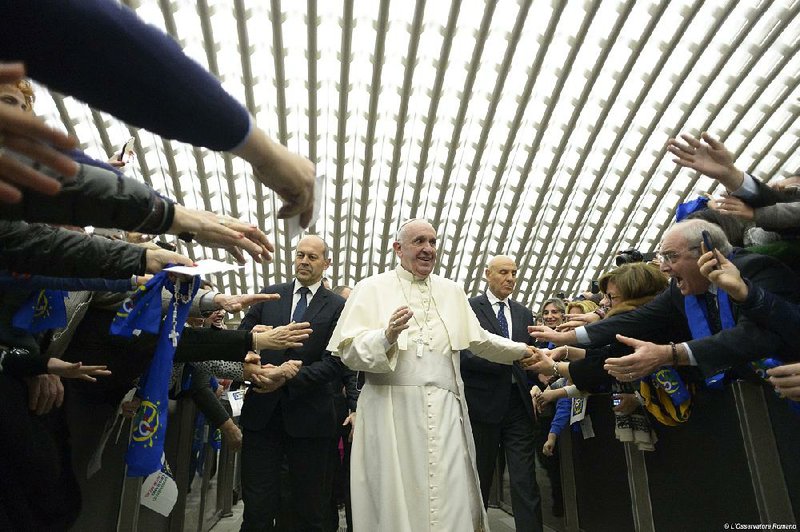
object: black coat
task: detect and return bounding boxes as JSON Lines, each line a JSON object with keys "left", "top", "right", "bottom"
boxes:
{"left": 460, "top": 293, "right": 536, "bottom": 423}
{"left": 238, "top": 281, "right": 346, "bottom": 438}
{"left": 581, "top": 250, "right": 800, "bottom": 377}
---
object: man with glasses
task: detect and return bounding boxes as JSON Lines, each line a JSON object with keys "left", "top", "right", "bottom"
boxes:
{"left": 529, "top": 219, "right": 800, "bottom": 382}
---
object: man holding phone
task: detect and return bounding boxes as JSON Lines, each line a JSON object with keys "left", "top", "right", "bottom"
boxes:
{"left": 529, "top": 219, "right": 800, "bottom": 382}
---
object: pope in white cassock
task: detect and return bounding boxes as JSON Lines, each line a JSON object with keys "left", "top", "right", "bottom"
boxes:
{"left": 327, "top": 219, "right": 536, "bottom": 532}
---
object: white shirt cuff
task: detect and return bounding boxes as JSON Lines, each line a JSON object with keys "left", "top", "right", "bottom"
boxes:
{"left": 682, "top": 342, "right": 698, "bottom": 366}
{"left": 574, "top": 326, "right": 590, "bottom": 345}
{"left": 381, "top": 335, "right": 393, "bottom": 352}
{"left": 731, "top": 172, "right": 759, "bottom": 200}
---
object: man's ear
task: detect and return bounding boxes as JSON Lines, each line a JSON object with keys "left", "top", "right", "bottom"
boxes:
{"left": 392, "top": 241, "right": 402, "bottom": 255}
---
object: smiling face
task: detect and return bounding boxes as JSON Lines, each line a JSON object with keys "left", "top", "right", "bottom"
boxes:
{"left": 393, "top": 220, "right": 437, "bottom": 278}
{"left": 485, "top": 256, "right": 517, "bottom": 300}
{"left": 294, "top": 235, "right": 331, "bottom": 287}
{"left": 541, "top": 303, "right": 564, "bottom": 327}
{"left": 658, "top": 230, "right": 709, "bottom": 295}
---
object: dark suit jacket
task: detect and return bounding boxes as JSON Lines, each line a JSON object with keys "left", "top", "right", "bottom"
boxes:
{"left": 581, "top": 250, "right": 800, "bottom": 377}
{"left": 238, "top": 281, "right": 346, "bottom": 438}
{"left": 460, "top": 293, "right": 535, "bottom": 423}
{"left": 733, "top": 176, "right": 800, "bottom": 207}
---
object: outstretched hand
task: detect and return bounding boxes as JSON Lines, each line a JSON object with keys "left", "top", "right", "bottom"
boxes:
{"left": 47, "top": 359, "right": 111, "bottom": 382}
{"left": 0, "top": 63, "right": 79, "bottom": 203}
{"left": 708, "top": 195, "right": 754, "bottom": 221}
{"left": 527, "top": 325, "right": 572, "bottom": 345}
{"left": 666, "top": 132, "right": 743, "bottom": 191}
{"left": 233, "top": 130, "right": 316, "bottom": 228}
{"left": 214, "top": 292, "right": 280, "bottom": 313}
{"left": 170, "top": 205, "right": 274, "bottom": 264}
{"left": 767, "top": 363, "right": 800, "bottom": 401}
{"left": 252, "top": 322, "right": 313, "bottom": 350}
{"left": 604, "top": 334, "right": 670, "bottom": 381}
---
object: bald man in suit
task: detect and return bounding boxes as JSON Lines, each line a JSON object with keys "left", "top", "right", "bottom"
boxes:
{"left": 460, "top": 255, "right": 543, "bottom": 532}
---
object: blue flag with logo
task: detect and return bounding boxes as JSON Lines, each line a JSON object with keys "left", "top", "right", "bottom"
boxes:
{"left": 110, "top": 274, "right": 168, "bottom": 338}
{"left": 12, "top": 289, "right": 67, "bottom": 333}
{"left": 114, "top": 272, "right": 199, "bottom": 477}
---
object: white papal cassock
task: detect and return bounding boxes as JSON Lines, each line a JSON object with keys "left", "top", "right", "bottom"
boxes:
{"left": 327, "top": 266, "right": 527, "bottom": 532}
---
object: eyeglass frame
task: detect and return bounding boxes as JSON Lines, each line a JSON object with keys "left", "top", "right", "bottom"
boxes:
{"left": 657, "top": 245, "right": 700, "bottom": 265}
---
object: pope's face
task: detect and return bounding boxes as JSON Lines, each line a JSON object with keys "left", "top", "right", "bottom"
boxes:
{"left": 394, "top": 221, "right": 437, "bottom": 278}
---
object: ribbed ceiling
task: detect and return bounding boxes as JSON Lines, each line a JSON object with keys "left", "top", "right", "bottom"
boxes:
{"left": 36, "top": 0, "right": 800, "bottom": 307}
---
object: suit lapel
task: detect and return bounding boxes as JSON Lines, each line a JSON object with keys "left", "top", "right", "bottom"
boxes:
{"left": 302, "top": 287, "right": 328, "bottom": 323}
{"left": 508, "top": 300, "right": 528, "bottom": 343}
{"left": 477, "top": 294, "right": 504, "bottom": 336}
{"left": 279, "top": 282, "right": 294, "bottom": 324}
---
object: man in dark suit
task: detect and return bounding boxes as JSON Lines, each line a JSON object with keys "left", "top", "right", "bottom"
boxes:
{"left": 460, "top": 255, "right": 543, "bottom": 532}
{"left": 529, "top": 219, "right": 800, "bottom": 381}
{"left": 238, "top": 235, "right": 346, "bottom": 532}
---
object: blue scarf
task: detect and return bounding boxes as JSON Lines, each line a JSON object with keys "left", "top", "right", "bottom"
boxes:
{"left": 684, "top": 288, "right": 736, "bottom": 388}
{"left": 12, "top": 289, "right": 67, "bottom": 333}
{"left": 111, "top": 271, "right": 199, "bottom": 477}
{"left": 675, "top": 196, "right": 709, "bottom": 222}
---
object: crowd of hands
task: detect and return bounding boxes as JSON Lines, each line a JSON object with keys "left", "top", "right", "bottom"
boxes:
{"left": 5, "top": 51, "right": 799, "bottom": 451}
{"left": 0, "top": 60, "right": 321, "bottom": 426}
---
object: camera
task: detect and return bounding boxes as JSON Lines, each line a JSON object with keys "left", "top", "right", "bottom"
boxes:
{"left": 614, "top": 248, "right": 655, "bottom": 266}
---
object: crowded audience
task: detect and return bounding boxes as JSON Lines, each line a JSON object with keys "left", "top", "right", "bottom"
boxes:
{"left": 1, "top": 4, "right": 799, "bottom": 532}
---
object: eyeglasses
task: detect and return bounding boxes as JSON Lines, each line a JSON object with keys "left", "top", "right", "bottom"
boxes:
{"left": 657, "top": 246, "right": 700, "bottom": 265}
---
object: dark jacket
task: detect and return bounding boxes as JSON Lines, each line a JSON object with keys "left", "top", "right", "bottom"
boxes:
{"left": 460, "top": 293, "right": 536, "bottom": 423}
{"left": 738, "top": 279, "right": 800, "bottom": 349}
{"left": 581, "top": 250, "right": 800, "bottom": 377}
{"left": 2, "top": 160, "right": 174, "bottom": 234}
{"left": 0, "top": 221, "right": 146, "bottom": 278}
{"left": 238, "top": 282, "right": 346, "bottom": 438}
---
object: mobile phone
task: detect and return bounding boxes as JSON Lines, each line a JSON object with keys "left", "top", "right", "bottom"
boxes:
{"left": 612, "top": 395, "right": 621, "bottom": 407}
{"left": 701, "top": 230, "right": 719, "bottom": 270}
{"left": 701, "top": 230, "right": 716, "bottom": 253}
{"left": 590, "top": 280, "right": 599, "bottom": 294}
{"left": 117, "top": 137, "right": 135, "bottom": 162}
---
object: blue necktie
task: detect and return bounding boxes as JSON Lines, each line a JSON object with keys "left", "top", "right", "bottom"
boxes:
{"left": 497, "top": 301, "right": 509, "bottom": 338}
{"left": 292, "top": 286, "right": 310, "bottom": 322}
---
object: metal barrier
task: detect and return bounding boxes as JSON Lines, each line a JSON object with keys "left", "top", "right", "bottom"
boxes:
{"left": 69, "top": 393, "right": 240, "bottom": 531}
{"left": 490, "top": 381, "right": 797, "bottom": 531}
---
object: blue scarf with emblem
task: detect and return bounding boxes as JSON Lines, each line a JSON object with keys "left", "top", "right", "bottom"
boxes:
{"left": 111, "top": 271, "right": 199, "bottom": 477}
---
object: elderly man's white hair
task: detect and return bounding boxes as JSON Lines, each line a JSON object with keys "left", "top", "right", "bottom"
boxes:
{"left": 667, "top": 218, "right": 733, "bottom": 255}
{"left": 394, "top": 218, "right": 435, "bottom": 242}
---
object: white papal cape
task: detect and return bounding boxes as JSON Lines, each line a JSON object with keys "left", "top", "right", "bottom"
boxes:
{"left": 327, "top": 266, "right": 527, "bottom": 532}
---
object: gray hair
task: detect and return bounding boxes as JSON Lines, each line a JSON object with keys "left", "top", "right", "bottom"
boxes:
{"left": 669, "top": 218, "right": 733, "bottom": 256}
{"left": 331, "top": 285, "right": 351, "bottom": 296}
